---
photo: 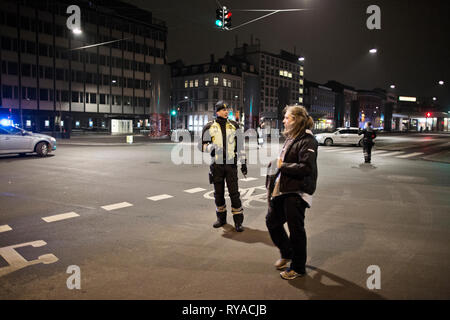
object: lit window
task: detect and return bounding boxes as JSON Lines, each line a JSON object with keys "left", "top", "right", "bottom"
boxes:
{"left": 300, "top": 79, "right": 304, "bottom": 85}
{"left": 288, "top": 72, "right": 292, "bottom": 78}
{"left": 205, "top": 78, "right": 209, "bottom": 86}
{"left": 189, "top": 80, "right": 194, "bottom": 88}
{"left": 299, "top": 97, "right": 303, "bottom": 103}
{"left": 195, "top": 79, "right": 198, "bottom": 87}
{"left": 184, "top": 80, "right": 188, "bottom": 88}
{"left": 279, "top": 70, "right": 283, "bottom": 76}
{"left": 222, "top": 65, "right": 226, "bottom": 72}
{"left": 283, "top": 71, "right": 288, "bottom": 77}
{"left": 214, "top": 77, "right": 219, "bottom": 85}
{"left": 227, "top": 80, "right": 232, "bottom": 87}
{"left": 223, "top": 78, "right": 227, "bottom": 87}
{"left": 299, "top": 88, "right": 303, "bottom": 94}
{"left": 300, "top": 71, "right": 304, "bottom": 77}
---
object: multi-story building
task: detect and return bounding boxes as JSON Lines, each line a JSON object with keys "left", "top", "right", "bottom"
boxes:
{"left": 0, "top": 0, "right": 170, "bottom": 136}
{"left": 303, "top": 80, "right": 336, "bottom": 130}
{"left": 233, "top": 41, "right": 304, "bottom": 129}
{"left": 170, "top": 53, "right": 259, "bottom": 133}
{"left": 355, "top": 90, "right": 386, "bottom": 129}
{"left": 323, "top": 80, "right": 358, "bottom": 128}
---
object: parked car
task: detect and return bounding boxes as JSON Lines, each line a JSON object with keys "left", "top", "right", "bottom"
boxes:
{"left": 314, "top": 127, "right": 364, "bottom": 146}
{"left": 0, "top": 125, "right": 56, "bottom": 156}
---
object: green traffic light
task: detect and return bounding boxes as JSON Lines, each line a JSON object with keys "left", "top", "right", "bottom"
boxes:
{"left": 171, "top": 110, "right": 177, "bottom": 116}
{"left": 215, "top": 19, "right": 223, "bottom": 27}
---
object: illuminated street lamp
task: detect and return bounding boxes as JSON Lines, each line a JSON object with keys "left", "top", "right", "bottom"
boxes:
{"left": 390, "top": 84, "right": 395, "bottom": 89}
{"left": 438, "top": 80, "right": 444, "bottom": 85}
{"left": 298, "top": 57, "right": 305, "bottom": 62}
{"left": 433, "top": 97, "right": 437, "bottom": 101}
{"left": 369, "top": 48, "right": 377, "bottom": 54}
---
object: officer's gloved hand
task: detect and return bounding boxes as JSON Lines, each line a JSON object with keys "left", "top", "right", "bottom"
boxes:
{"left": 241, "top": 163, "right": 248, "bottom": 176}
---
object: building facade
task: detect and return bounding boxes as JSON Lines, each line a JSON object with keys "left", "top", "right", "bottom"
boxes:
{"left": 303, "top": 80, "right": 336, "bottom": 130}
{"left": 170, "top": 54, "right": 259, "bottom": 133}
{"left": 0, "top": 0, "right": 170, "bottom": 136}
{"left": 233, "top": 42, "right": 305, "bottom": 129}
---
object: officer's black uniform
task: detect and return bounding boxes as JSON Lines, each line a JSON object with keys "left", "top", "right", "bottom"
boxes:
{"left": 200, "top": 101, "right": 247, "bottom": 232}
{"left": 358, "top": 123, "right": 377, "bottom": 163}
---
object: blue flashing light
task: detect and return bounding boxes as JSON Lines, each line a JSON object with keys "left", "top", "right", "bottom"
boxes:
{"left": 0, "top": 119, "right": 13, "bottom": 127}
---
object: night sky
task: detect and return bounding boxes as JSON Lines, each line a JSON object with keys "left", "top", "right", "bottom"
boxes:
{"left": 125, "top": 0, "right": 450, "bottom": 107}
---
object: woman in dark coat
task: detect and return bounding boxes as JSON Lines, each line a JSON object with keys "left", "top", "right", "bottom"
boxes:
{"left": 266, "top": 105, "right": 318, "bottom": 280}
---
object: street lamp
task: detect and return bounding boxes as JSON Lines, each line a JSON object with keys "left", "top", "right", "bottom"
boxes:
{"left": 72, "top": 28, "right": 82, "bottom": 35}
{"left": 298, "top": 57, "right": 305, "bottom": 62}
{"left": 369, "top": 48, "right": 377, "bottom": 54}
{"left": 390, "top": 84, "right": 396, "bottom": 89}
{"left": 433, "top": 97, "right": 437, "bottom": 101}
{"left": 438, "top": 80, "right": 444, "bottom": 85}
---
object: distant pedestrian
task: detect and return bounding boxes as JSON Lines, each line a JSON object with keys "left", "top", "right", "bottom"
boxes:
{"left": 358, "top": 122, "right": 377, "bottom": 163}
{"left": 257, "top": 118, "right": 265, "bottom": 149}
{"left": 265, "top": 105, "right": 318, "bottom": 280}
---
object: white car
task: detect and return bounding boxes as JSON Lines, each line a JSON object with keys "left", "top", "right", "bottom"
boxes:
{"left": 314, "top": 127, "right": 363, "bottom": 146}
{"left": 0, "top": 125, "right": 57, "bottom": 156}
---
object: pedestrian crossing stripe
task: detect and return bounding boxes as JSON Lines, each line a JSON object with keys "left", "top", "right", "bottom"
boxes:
{"left": 147, "top": 194, "right": 174, "bottom": 201}
{"left": 396, "top": 152, "right": 424, "bottom": 158}
{"left": 240, "top": 177, "right": 258, "bottom": 182}
{"left": 378, "top": 151, "right": 405, "bottom": 157}
{"left": 183, "top": 188, "right": 206, "bottom": 194}
{"left": 371, "top": 150, "right": 390, "bottom": 154}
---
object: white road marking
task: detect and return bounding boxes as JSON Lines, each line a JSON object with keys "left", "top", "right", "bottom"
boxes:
{"left": 147, "top": 194, "right": 174, "bottom": 201}
{"left": 184, "top": 188, "right": 206, "bottom": 194}
{"left": 319, "top": 147, "right": 342, "bottom": 152}
{"left": 0, "top": 225, "right": 12, "bottom": 233}
{"left": 371, "top": 150, "right": 390, "bottom": 154}
{"left": 396, "top": 152, "right": 424, "bottom": 159}
{"left": 101, "top": 202, "right": 133, "bottom": 211}
{"left": 340, "top": 149, "right": 362, "bottom": 154}
{"left": 42, "top": 212, "right": 80, "bottom": 223}
{"left": 240, "top": 177, "right": 258, "bottom": 182}
{"left": 0, "top": 240, "right": 58, "bottom": 278}
{"left": 378, "top": 151, "right": 405, "bottom": 157}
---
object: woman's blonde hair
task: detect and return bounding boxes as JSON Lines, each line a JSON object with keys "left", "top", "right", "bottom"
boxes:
{"left": 282, "top": 105, "right": 314, "bottom": 139}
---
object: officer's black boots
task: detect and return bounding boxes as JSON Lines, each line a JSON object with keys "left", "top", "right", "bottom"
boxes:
{"left": 233, "top": 214, "right": 244, "bottom": 232}
{"left": 213, "top": 211, "right": 227, "bottom": 228}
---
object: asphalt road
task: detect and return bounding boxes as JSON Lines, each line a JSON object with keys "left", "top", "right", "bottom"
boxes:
{"left": 0, "top": 138, "right": 449, "bottom": 299}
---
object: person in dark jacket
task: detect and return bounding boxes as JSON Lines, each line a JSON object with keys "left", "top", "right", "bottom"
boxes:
{"left": 200, "top": 101, "right": 247, "bottom": 232}
{"left": 358, "top": 122, "right": 377, "bottom": 163}
{"left": 265, "top": 105, "right": 318, "bottom": 280}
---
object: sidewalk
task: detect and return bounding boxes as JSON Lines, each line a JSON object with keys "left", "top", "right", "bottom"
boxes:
{"left": 56, "top": 134, "right": 171, "bottom": 146}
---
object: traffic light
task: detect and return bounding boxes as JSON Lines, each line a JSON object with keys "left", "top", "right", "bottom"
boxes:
{"left": 171, "top": 110, "right": 177, "bottom": 116}
{"left": 215, "top": 8, "right": 224, "bottom": 28}
{"left": 426, "top": 112, "right": 431, "bottom": 118}
{"left": 223, "top": 8, "right": 232, "bottom": 29}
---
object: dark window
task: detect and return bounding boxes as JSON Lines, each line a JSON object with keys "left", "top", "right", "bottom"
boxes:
{"left": 20, "top": 16, "right": 30, "bottom": 30}
{"left": 61, "top": 90, "right": 69, "bottom": 102}
{"left": 39, "top": 43, "right": 48, "bottom": 56}
{"left": 100, "top": 94, "right": 106, "bottom": 104}
{"left": 1, "top": 36, "right": 11, "bottom": 50}
{"left": 6, "top": 12, "right": 17, "bottom": 27}
{"left": 40, "top": 89, "right": 48, "bottom": 101}
{"left": 1, "top": 61, "right": 7, "bottom": 74}
{"left": 90, "top": 93, "right": 96, "bottom": 104}
{"left": 21, "top": 63, "right": 31, "bottom": 77}
{"left": 26, "top": 41, "right": 36, "bottom": 54}
{"left": 8, "top": 62, "right": 18, "bottom": 75}
{"left": 45, "top": 67, "right": 53, "bottom": 79}
{"left": 2, "top": 85, "right": 13, "bottom": 98}
{"left": 56, "top": 68, "right": 64, "bottom": 81}
{"left": 72, "top": 91, "right": 79, "bottom": 103}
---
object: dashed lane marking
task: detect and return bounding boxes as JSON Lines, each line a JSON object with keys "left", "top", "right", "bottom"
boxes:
{"left": 396, "top": 152, "right": 424, "bottom": 159}
{"left": 42, "top": 212, "right": 80, "bottom": 223}
{"left": 0, "top": 225, "right": 12, "bottom": 233}
{"left": 147, "top": 194, "right": 174, "bottom": 201}
{"left": 183, "top": 188, "right": 206, "bottom": 194}
{"left": 101, "top": 202, "right": 133, "bottom": 211}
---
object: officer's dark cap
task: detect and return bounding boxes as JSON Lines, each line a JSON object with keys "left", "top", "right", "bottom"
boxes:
{"left": 215, "top": 100, "right": 227, "bottom": 113}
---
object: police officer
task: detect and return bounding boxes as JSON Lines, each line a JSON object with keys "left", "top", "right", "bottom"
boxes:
{"left": 200, "top": 101, "right": 247, "bottom": 232}
{"left": 358, "top": 122, "right": 377, "bottom": 163}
